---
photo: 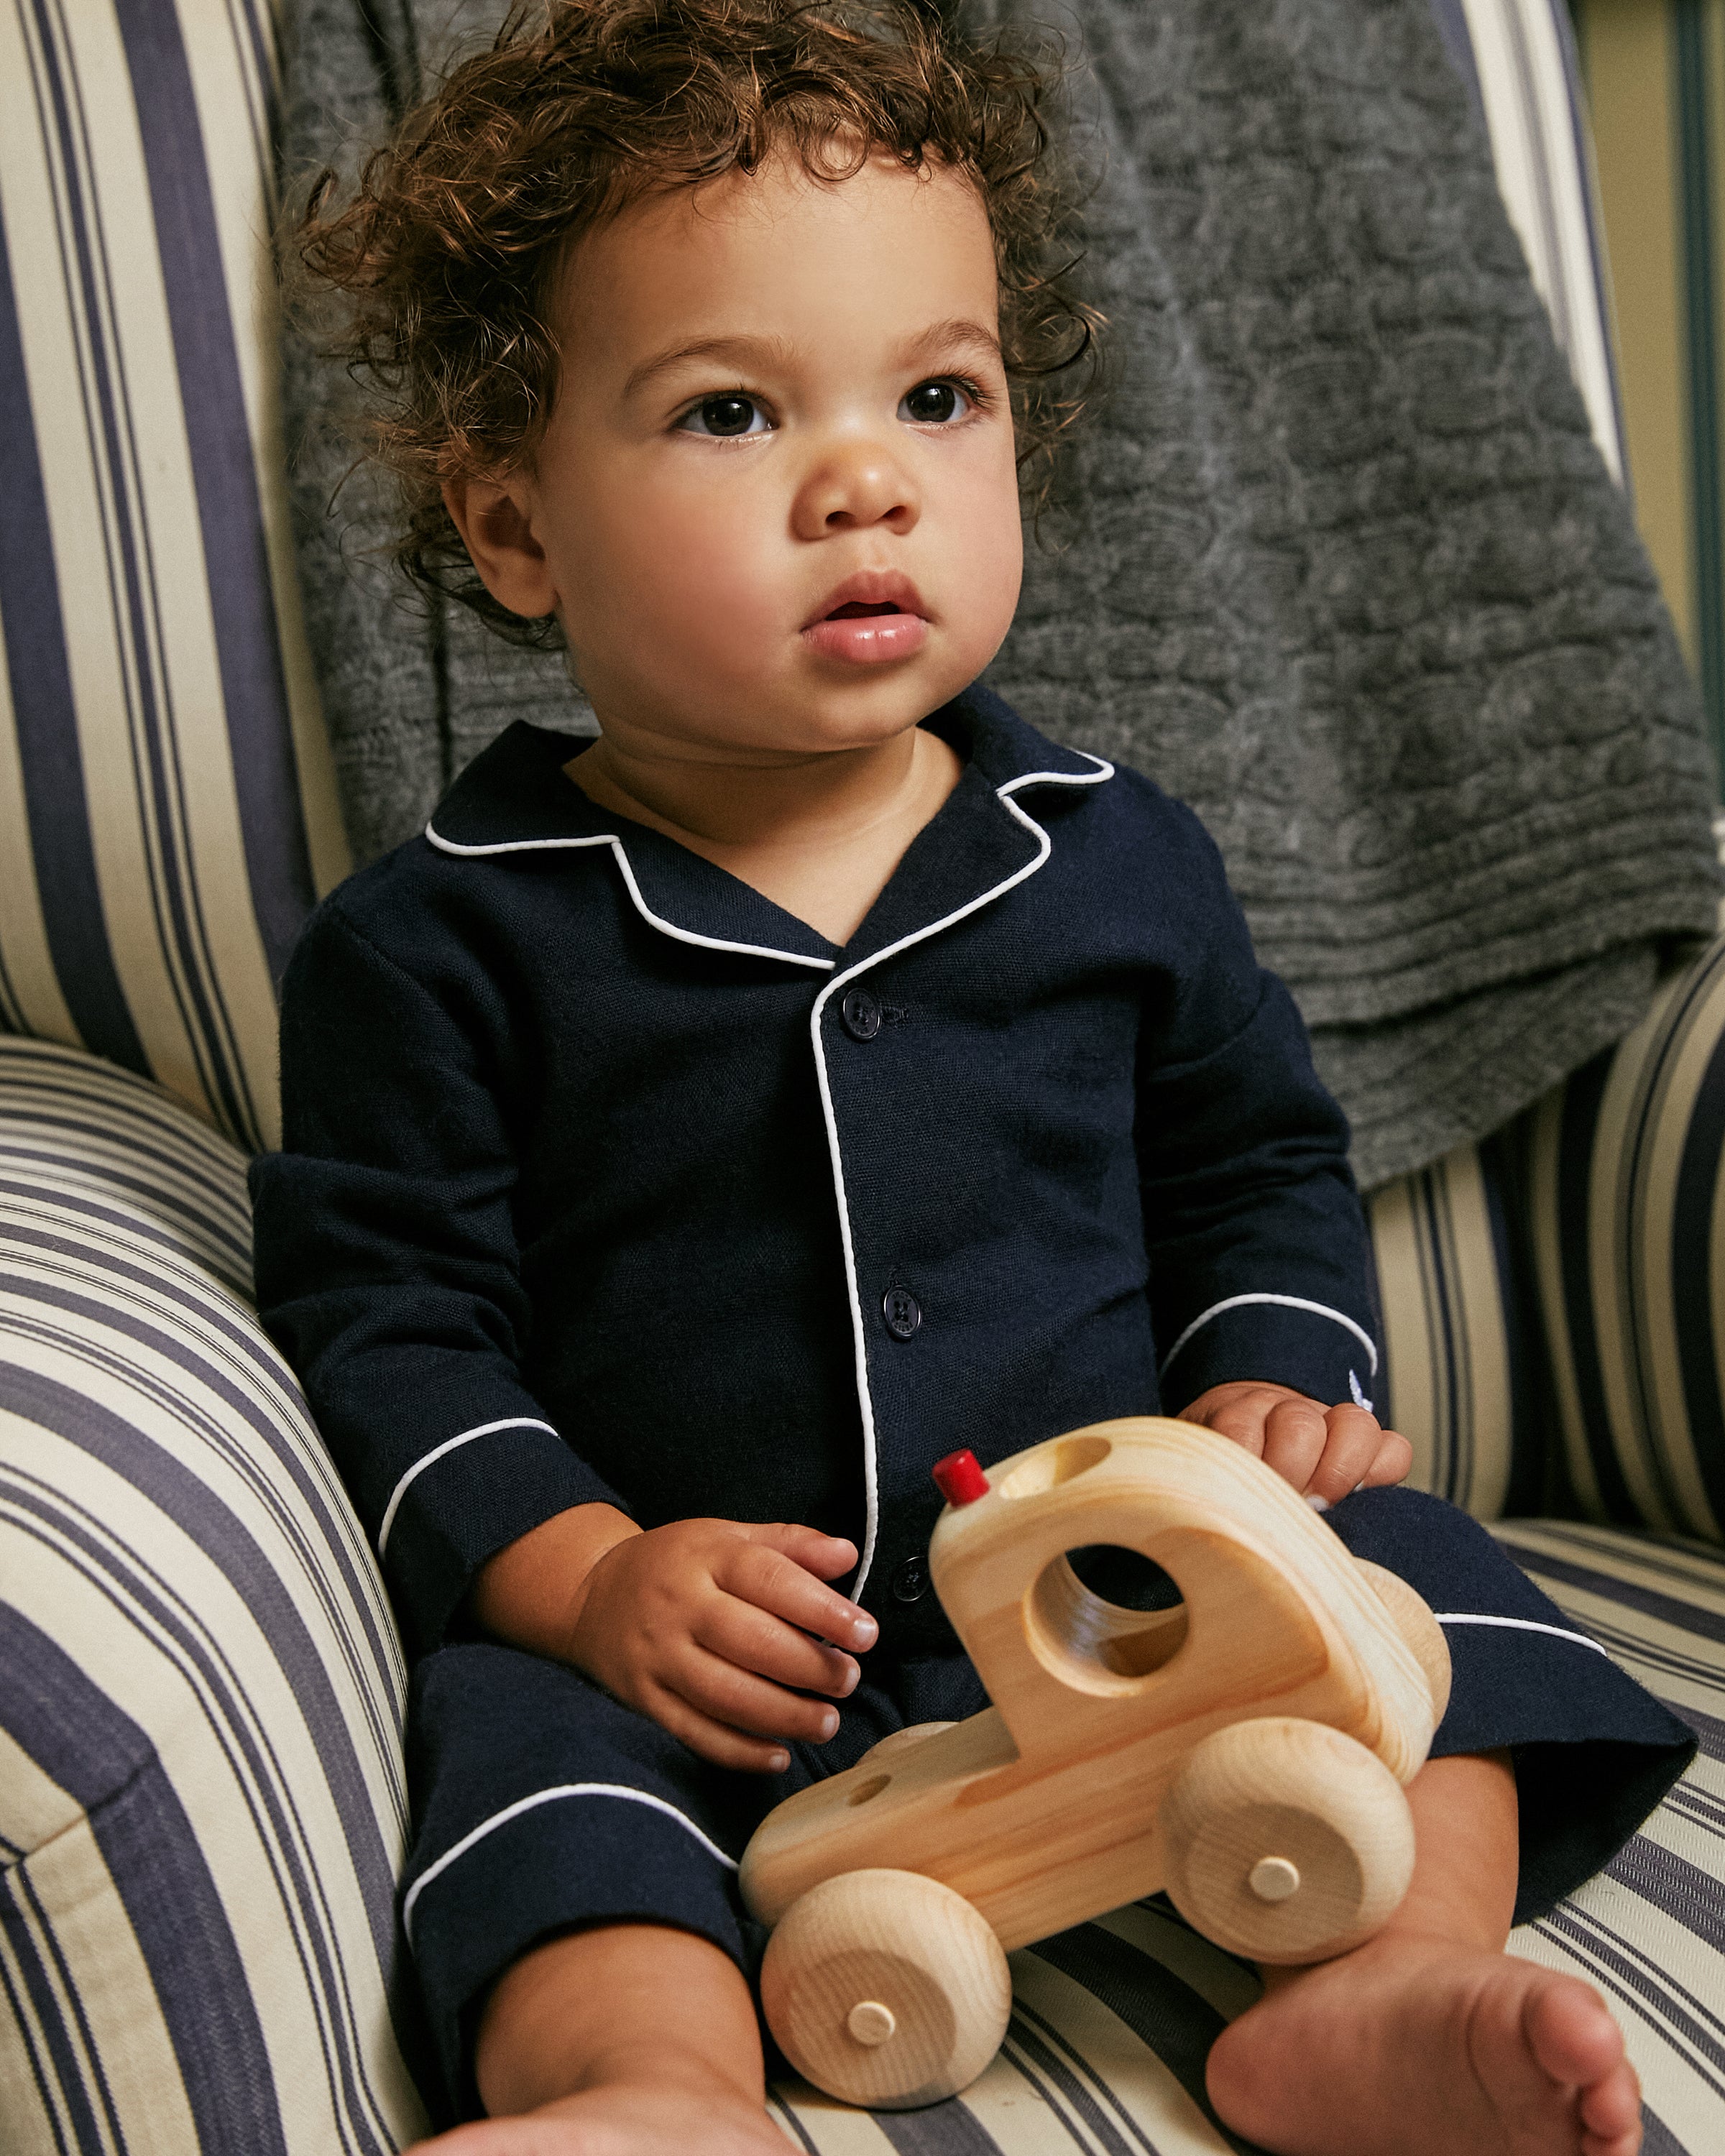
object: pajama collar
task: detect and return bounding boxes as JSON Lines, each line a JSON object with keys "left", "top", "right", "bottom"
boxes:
{"left": 422, "top": 682, "right": 1115, "bottom": 977}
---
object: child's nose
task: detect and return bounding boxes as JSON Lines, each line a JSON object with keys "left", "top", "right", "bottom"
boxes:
{"left": 793, "top": 439, "right": 919, "bottom": 539}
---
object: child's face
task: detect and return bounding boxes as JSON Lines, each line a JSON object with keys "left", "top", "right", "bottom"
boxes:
{"left": 452, "top": 150, "right": 1024, "bottom": 762}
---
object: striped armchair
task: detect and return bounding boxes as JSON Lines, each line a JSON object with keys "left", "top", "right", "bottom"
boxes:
{"left": 1, "top": 1, "right": 1720, "bottom": 2152}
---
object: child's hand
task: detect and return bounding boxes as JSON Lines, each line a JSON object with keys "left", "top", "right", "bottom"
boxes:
{"left": 1177, "top": 1381, "right": 1412, "bottom": 1506}
{"left": 569, "top": 1519, "right": 878, "bottom": 1774}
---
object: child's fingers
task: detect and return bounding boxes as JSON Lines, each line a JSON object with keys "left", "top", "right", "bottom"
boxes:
{"left": 640, "top": 1679, "right": 796, "bottom": 1775}
{"left": 1192, "top": 1393, "right": 1274, "bottom": 1455}
{"left": 695, "top": 1595, "right": 860, "bottom": 1699}
{"left": 669, "top": 1642, "right": 843, "bottom": 1748}
{"left": 1259, "top": 1394, "right": 1330, "bottom": 1493}
{"left": 718, "top": 1534, "right": 878, "bottom": 1652}
{"left": 1303, "top": 1404, "right": 1388, "bottom": 1504}
{"left": 1360, "top": 1428, "right": 1414, "bottom": 1488}
{"left": 735, "top": 1521, "right": 860, "bottom": 1581}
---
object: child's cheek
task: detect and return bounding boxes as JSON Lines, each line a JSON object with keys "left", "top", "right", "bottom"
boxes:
{"left": 581, "top": 495, "right": 786, "bottom": 704}
{"left": 589, "top": 459, "right": 778, "bottom": 603}
{"left": 643, "top": 513, "right": 786, "bottom": 658}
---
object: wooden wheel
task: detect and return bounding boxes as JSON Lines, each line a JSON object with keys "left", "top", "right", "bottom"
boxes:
{"left": 760, "top": 1869, "right": 1011, "bottom": 2108}
{"left": 1158, "top": 1718, "right": 1415, "bottom": 1963}
{"left": 1356, "top": 1560, "right": 1453, "bottom": 1728}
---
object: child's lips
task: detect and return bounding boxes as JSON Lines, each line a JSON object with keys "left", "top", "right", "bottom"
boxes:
{"left": 802, "top": 597, "right": 928, "bottom": 665}
{"left": 803, "top": 614, "right": 926, "bottom": 664}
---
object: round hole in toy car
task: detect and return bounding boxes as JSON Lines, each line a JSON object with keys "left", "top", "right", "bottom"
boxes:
{"left": 996, "top": 1432, "right": 1111, "bottom": 1500}
{"left": 1025, "top": 1546, "right": 1190, "bottom": 1690}
{"left": 847, "top": 1773, "right": 892, "bottom": 1807}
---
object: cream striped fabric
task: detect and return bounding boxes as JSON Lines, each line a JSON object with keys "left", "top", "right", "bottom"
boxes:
{"left": 1375, "top": 920, "right": 1725, "bottom": 1548}
{"left": 1370, "top": 1136, "right": 1531, "bottom": 1521}
{"left": 1526, "top": 931, "right": 1725, "bottom": 1542}
{"left": 0, "top": 1036, "right": 428, "bottom": 2152}
{"left": 0, "top": 0, "right": 349, "bottom": 1155}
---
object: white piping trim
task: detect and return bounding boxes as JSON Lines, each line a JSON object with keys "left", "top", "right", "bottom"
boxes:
{"left": 426, "top": 823, "right": 835, "bottom": 972}
{"left": 809, "top": 752, "right": 1114, "bottom": 1600}
{"left": 377, "top": 1416, "right": 559, "bottom": 1559}
{"left": 1159, "top": 1294, "right": 1379, "bottom": 1383}
{"left": 402, "top": 1784, "right": 738, "bottom": 1940}
{"left": 1431, "top": 1613, "right": 1611, "bottom": 1658}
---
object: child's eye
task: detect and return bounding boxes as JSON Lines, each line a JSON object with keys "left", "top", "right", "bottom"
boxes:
{"left": 898, "top": 379, "right": 974, "bottom": 425}
{"left": 676, "top": 394, "right": 771, "bottom": 438}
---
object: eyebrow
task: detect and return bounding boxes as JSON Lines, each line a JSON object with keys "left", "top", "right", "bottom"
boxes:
{"left": 621, "top": 317, "right": 1003, "bottom": 401}
{"left": 622, "top": 333, "right": 797, "bottom": 401}
{"left": 902, "top": 318, "right": 1003, "bottom": 371}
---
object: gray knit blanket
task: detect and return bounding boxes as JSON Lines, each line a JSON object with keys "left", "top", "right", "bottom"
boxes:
{"left": 279, "top": 0, "right": 1721, "bottom": 1189}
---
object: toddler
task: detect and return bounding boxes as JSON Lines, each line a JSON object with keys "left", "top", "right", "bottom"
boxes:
{"left": 252, "top": 4, "right": 1696, "bottom": 2152}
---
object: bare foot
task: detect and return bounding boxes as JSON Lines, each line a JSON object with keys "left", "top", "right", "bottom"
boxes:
{"left": 403, "top": 2077, "right": 790, "bottom": 2155}
{"left": 1206, "top": 1931, "right": 1642, "bottom": 2156}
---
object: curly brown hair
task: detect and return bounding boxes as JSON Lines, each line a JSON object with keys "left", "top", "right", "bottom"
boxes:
{"left": 299, "top": 0, "right": 1100, "bottom": 645}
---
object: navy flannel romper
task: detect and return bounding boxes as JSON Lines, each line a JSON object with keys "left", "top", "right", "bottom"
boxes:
{"left": 250, "top": 687, "right": 1695, "bottom": 2115}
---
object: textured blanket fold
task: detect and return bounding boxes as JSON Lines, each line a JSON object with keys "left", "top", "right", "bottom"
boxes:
{"left": 975, "top": 0, "right": 1720, "bottom": 1184}
{"left": 280, "top": 0, "right": 1721, "bottom": 1189}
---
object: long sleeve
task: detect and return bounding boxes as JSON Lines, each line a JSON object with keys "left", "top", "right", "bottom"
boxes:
{"left": 1136, "top": 806, "right": 1379, "bottom": 1416}
{"left": 249, "top": 901, "right": 625, "bottom": 1655}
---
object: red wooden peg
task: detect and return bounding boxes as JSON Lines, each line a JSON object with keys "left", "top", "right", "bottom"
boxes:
{"left": 933, "top": 1449, "right": 990, "bottom": 1507}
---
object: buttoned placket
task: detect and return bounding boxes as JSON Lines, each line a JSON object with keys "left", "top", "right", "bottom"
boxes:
{"left": 800, "top": 757, "right": 1114, "bottom": 1600}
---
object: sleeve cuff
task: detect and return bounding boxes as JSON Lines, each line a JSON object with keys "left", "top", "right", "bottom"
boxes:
{"left": 382, "top": 1414, "right": 629, "bottom": 1654}
{"left": 1156, "top": 1294, "right": 1379, "bottom": 1416}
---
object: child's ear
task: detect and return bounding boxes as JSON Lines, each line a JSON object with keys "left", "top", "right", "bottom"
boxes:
{"left": 443, "top": 471, "right": 557, "bottom": 622}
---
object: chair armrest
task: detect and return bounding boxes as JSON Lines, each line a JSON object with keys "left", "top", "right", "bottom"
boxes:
{"left": 0, "top": 1038, "right": 432, "bottom": 2152}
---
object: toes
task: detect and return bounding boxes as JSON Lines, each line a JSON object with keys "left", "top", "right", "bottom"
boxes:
{"left": 1524, "top": 1973, "right": 1627, "bottom": 2090}
{"left": 1578, "top": 2060, "right": 1644, "bottom": 2150}
{"left": 1581, "top": 2124, "right": 1642, "bottom": 2156}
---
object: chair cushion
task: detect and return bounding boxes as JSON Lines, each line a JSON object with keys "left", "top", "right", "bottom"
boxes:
{"left": 1369, "top": 1129, "right": 1548, "bottom": 1521}
{"left": 1374, "top": 919, "right": 1725, "bottom": 1548}
{"left": 1523, "top": 930, "right": 1725, "bottom": 1542}
{"left": 0, "top": 1037, "right": 428, "bottom": 2152}
{"left": 0, "top": 0, "right": 349, "bottom": 1153}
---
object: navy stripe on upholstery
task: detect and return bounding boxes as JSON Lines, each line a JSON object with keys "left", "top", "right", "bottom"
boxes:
{"left": 112, "top": 0, "right": 316, "bottom": 985}
{"left": 0, "top": 201, "right": 148, "bottom": 1074}
{"left": 0, "top": 1604, "right": 288, "bottom": 2154}
{"left": 1369, "top": 1128, "right": 1541, "bottom": 1522}
{"left": 1527, "top": 932, "right": 1725, "bottom": 1542}
{"left": 1026, "top": 1918, "right": 1242, "bottom": 2148}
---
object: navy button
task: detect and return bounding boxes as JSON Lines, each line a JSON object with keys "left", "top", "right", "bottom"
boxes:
{"left": 882, "top": 1286, "right": 921, "bottom": 1339}
{"left": 891, "top": 1556, "right": 928, "bottom": 1604}
{"left": 841, "top": 990, "right": 882, "bottom": 1042}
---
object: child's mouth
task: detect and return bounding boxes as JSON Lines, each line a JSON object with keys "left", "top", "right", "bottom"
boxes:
{"left": 804, "top": 588, "right": 928, "bottom": 665}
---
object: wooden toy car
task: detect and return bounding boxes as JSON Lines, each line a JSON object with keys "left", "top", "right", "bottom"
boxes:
{"left": 740, "top": 1416, "right": 1452, "bottom": 2110}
